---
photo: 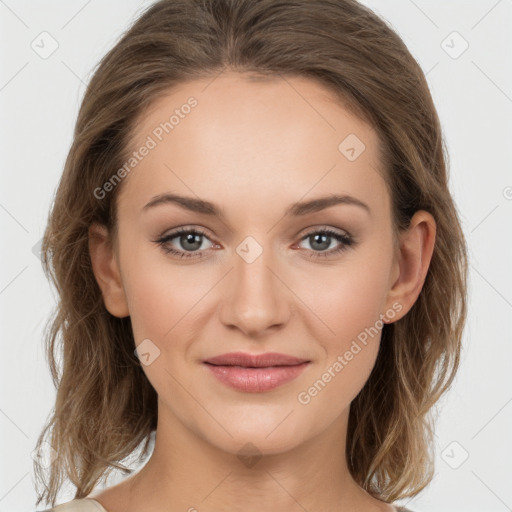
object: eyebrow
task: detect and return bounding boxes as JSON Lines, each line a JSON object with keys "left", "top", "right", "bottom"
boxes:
{"left": 142, "top": 192, "right": 370, "bottom": 218}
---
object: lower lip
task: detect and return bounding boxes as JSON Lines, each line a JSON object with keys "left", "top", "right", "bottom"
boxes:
{"left": 204, "top": 362, "right": 310, "bottom": 392}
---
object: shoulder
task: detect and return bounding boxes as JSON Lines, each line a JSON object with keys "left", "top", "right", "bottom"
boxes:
{"left": 37, "top": 498, "right": 108, "bottom": 512}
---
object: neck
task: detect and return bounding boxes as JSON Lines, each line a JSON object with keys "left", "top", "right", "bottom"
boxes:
{"left": 114, "top": 401, "right": 389, "bottom": 512}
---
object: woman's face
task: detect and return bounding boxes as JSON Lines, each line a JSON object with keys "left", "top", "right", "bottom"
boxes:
{"left": 95, "top": 71, "right": 408, "bottom": 456}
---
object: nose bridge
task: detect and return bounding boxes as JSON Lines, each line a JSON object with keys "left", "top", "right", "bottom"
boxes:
{"left": 219, "top": 234, "right": 289, "bottom": 336}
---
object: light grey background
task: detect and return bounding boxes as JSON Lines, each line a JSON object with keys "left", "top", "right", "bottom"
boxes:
{"left": 1, "top": 1, "right": 511, "bottom": 511}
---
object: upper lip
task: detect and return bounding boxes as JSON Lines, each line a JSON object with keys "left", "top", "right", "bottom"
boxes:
{"left": 204, "top": 352, "right": 310, "bottom": 367}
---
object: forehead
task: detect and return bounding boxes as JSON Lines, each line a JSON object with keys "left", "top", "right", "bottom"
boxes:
{"left": 118, "top": 71, "right": 389, "bottom": 221}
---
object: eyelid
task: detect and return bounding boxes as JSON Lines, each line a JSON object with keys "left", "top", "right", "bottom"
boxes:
{"left": 296, "top": 224, "right": 352, "bottom": 240}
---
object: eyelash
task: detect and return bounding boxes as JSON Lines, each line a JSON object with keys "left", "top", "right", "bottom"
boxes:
{"left": 153, "top": 226, "right": 355, "bottom": 260}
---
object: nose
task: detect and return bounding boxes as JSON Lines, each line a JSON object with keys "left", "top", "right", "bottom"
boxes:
{"left": 219, "top": 244, "right": 290, "bottom": 338}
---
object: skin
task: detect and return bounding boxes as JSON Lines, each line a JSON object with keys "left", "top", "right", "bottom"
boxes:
{"left": 88, "top": 71, "right": 436, "bottom": 512}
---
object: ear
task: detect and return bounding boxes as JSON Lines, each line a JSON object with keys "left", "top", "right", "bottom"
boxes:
{"left": 384, "top": 210, "right": 436, "bottom": 323}
{"left": 88, "top": 222, "right": 130, "bottom": 318}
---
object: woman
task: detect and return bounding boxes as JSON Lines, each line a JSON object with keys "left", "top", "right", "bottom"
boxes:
{"left": 34, "top": 0, "right": 468, "bottom": 511}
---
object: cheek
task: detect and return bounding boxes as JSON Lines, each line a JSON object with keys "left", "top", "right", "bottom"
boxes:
{"left": 121, "top": 237, "right": 210, "bottom": 341}
{"left": 291, "top": 249, "right": 392, "bottom": 403}
{"left": 121, "top": 253, "right": 210, "bottom": 398}
{"left": 293, "top": 255, "right": 392, "bottom": 349}
{"left": 294, "top": 269, "right": 388, "bottom": 422}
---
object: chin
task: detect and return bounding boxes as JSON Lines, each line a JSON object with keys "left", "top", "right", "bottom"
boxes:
{"left": 212, "top": 430, "right": 306, "bottom": 461}
{"left": 192, "top": 408, "right": 312, "bottom": 459}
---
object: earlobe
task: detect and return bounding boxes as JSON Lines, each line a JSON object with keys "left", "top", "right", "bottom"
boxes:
{"left": 384, "top": 210, "right": 436, "bottom": 323}
{"left": 88, "top": 222, "right": 130, "bottom": 318}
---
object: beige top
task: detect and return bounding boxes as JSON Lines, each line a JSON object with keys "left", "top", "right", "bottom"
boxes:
{"left": 49, "top": 498, "right": 108, "bottom": 511}
{"left": 47, "top": 498, "right": 413, "bottom": 512}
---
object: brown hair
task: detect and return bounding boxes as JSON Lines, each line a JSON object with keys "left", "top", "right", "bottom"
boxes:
{"left": 34, "top": 0, "right": 468, "bottom": 507}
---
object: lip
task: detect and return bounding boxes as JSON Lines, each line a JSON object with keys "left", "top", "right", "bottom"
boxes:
{"left": 203, "top": 352, "right": 311, "bottom": 392}
{"left": 204, "top": 352, "right": 309, "bottom": 367}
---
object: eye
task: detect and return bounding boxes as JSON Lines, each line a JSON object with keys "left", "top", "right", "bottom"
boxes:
{"left": 153, "top": 227, "right": 217, "bottom": 259}
{"left": 296, "top": 228, "right": 355, "bottom": 258}
{"left": 153, "top": 226, "right": 356, "bottom": 260}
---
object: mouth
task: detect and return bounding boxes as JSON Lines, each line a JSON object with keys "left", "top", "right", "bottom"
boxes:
{"left": 203, "top": 352, "right": 311, "bottom": 392}
{"left": 204, "top": 351, "right": 310, "bottom": 367}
